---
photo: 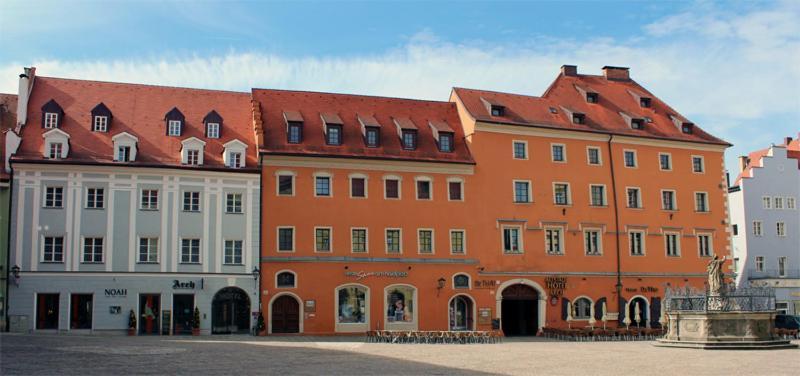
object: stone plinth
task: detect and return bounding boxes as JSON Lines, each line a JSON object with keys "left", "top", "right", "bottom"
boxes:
{"left": 655, "top": 311, "right": 797, "bottom": 349}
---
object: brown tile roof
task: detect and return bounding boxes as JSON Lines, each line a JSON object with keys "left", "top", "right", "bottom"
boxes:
{"left": 13, "top": 77, "right": 258, "bottom": 171}
{"left": 1, "top": 93, "right": 17, "bottom": 181}
{"left": 252, "top": 89, "right": 474, "bottom": 164}
{"left": 452, "top": 70, "right": 730, "bottom": 146}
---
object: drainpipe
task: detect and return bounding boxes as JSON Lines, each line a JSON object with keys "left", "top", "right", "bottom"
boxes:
{"left": 607, "top": 135, "right": 623, "bottom": 314}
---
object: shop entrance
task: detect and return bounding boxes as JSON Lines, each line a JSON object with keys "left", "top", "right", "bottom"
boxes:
{"left": 36, "top": 294, "right": 59, "bottom": 330}
{"left": 139, "top": 294, "right": 160, "bottom": 335}
{"left": 70, "top": 294, "right": 93, "bottom": 329}
{"left": 449, "top": 295, "right": 473, "bottom": 331}
{"left": 628, "top": 297, "right": 649, "bottom": 328}
{"left": 271, "top": 295, "right": 300, "bottom": 333}
{"left": 173, "top": 294, "right": 195, "bottom": 335}
{"left": 212, "top": 287, "right": 251, "bottom": 334}
{"left": 501, "top": 284, "right": 539, "bottom": 336}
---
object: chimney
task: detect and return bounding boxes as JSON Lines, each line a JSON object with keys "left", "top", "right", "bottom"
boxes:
{"left": 602, "top": 66, "right": 630, "bottom": 81}
{"left": 561, "top": 65, "right": 577, "bottom": 77}
{"left": 739, "top": 156, "right": 749, "bottom": 173}
{"left": 16, "top": 67, "right": 35, "bottom": 129}
{"left": 784, "top": 136, "right": 793, "bottom": 145}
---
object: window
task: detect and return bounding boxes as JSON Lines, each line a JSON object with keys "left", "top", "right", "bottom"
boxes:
{"left": 93, "top": 116, "right": 108, "bottom": 132}
{"left": 386, "top": 285, "right": 414, "bottom": 323}
{"left": 180, "top": 239, "right": 200, "bottom": 263}
{"left": 554, "top": 183, "right": 570, "bottom": 205}
{"left": 351, "top": 228, "right": 367, "bottom": 253}
{"left": 732, "top": 224, "right": 739, "bottom": 236}
{"left": 186, "top": 149, "right": 200, "bottom": 165}
{"left": 82, "top": 237, "right": 103, "bottom": 263}
{"left": 624, "top": 150, "right": 637, "bottom": 168}
{"left": 665, "top": 232, "right": 680, "bottom": 256}
{"left": 278, "top": 227, "right": 294, "bottom": 252}
{"left": 141, "top": 190, "right": 158, "bottom": 210}
{"left": 42, "top": 236, "right": 64, "bottom": 262}
{"left": 513, "top": 181, "right": 531, "bottom": 203}
{"left": 692, "top": 156, "right": 705, "bottom": 173}
{"left": 629, "top": 230, "right": 645, "bottom": 256}
{"left": 545, "top": 227, "right": 563, "bottom": 255}
{"left": 753, "top": 221, "right": 763, "bottom": 236}
{"left": 438, "top": 133, "right": 453, "bottom": 152}
{"left": 350, "top": 177, "right": 366, "bottom": 198}
{"left": 586, "top": 92, "right": 598, "bottom": 103}
{"left": 640, "top": 97, "right": 652, "bottom": 107}
{"left": 697, "top": 234, "right": 712, "bottom": 257}
{"left": 228, "top": 152, "right": 242, "bottom": 168}
{"left": 315, "top": 175, "right": 331, "bottom": 197}
{"left": 86, "top": 188, "right": 104, "bottom": 209}
{"left": 754, "top": 256, "right": 765, "bottom": 272}
{"left": 117, "top": 146, "right": 131, "bottom": 162}
{"left": 138, "top": 238, "right": 159, "bottom": 263}
{"left": 551, "top": 144, "right": 566, "bottom": 162}
{"left": 513, "top": 141, "right": 527, "bottom": 159}
{"left": 631, "top": 118, "right": 644, "bottom": 130}
{"left": 365, "top": 128, "right": 379, "bottom": 147}
{"left": 584, "top": 229, "right": 602, "bottom": 255}
{"left": 287, "top": 123, "right": 302, "bottom": 143}
{"left": 277, "top": 173, "right": 294, "bottom": 196}
{"left": 416, "top": 179, "right": 431, "bottom": 200}
{"left": 450, "top": 230, "right": 465, "bottom": 254}
{"left": 627, "top": 188, "right": 641, "bottom": 208}
{"left": 44, "top": 187, "right": 64, "bottom": 208}
{"left": 448, "top": 180, "right": 463, "bottom": 201}
{"left": 778, "top": 257, "right": 787, "bottom": 277}
{"left": 774, "top": 197, "right": 783, "bottom": 210}
{"left": 695, "top": 192, "right": 709, "bottom": 212}
{"left": 590, "top": 185, "right": 606, "bottom": 206}
{"left": 402, "top": 131, "right": 417, "bottom": 150}
{"left": 662, "top": 190, "right": 676, "bottom": 210}
{"left": 454, "top": 274, "right": 470, "bottom": 289}
{"left": 226, "top": 193, "right": 243, "bottom": 213}
{"left": 315, "top": 227, "right": 332, "bottom": 252}
{"left": 490, "top": 105, "right": 505, "bottom": 116}
{"left": 659, "top": 153, "right": 672, "bottom": 170}
{"left": 384, "top": 178, "right": 400, "bottom": 199}
{"left": 183, "top": 191, "right": 200, "bottom": 211}
{"left": 206, "top": 123, "right": 220, "bottom": 139}
{"left": 337, "top": 286, "right": 366, "bottom": 323}
{"left": 587, "top": 147, "right": 601, "bottom": 165}
{"left": 277, "top": 271, "right": 296, "bottom": 288}
{"left": 503, "top": 226, "right": 522, "bottom": 254}
{"left": 572, "top": 113, "right": 585, "bottom": 124}
{"left": 168, "top": 120, "right": 181, "bottom": 136}
{"left": 44, "top": 112, "right": 59, "bottom": 128}
{"left": 326, "top": 125, "right": 342, "bottom": 145}
{"left": 418, "top": 229, "right": 433, "bottom": 254}
{"left": 777, "top": 222, "right": 786, "bottom": 237}
{"left": 386, "top": 229, "right": 401, "bottom": 254}
{"left": 762, "top": 197, "right": 771, "bottom": 209}
{"left": 48, "top": 142, "right": 63, "bottom": 159}
{"left": 224, "top": 240, "right": 243, "bottom": 265}
{"left": 682, "top": 124, "right": 693, "bottom": 134}
{"left": 776, "top": 302, "right": 789, "bottom": 315}
{"left": 574, "top": 298, "right": 592, "bottom": 319}
{"left": 787, "top": 197, "right": 796, "bottom": 209}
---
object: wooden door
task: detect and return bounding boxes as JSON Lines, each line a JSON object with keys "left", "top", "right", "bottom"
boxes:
{"left": 271, "top": 295, "right": 299, "bottom": 333}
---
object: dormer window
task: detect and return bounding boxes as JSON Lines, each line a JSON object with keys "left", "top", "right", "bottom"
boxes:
{"left": 572, "top": 113, "right": 585, "bottom": 124}
{"left": 45, "top": 113, "right": 59, "bottom": 129}
{"left": 168, "top": 120, "right": 182, "bottom": 136}
{"left": 490, "top": 105, "right": 505, "bottom": 116}
{"left": 682, "top": 123, "right": 694, "bottom": 134}
{"left": 481, "top": 97, "right": 505, "bottom": 117}
{"left": 164, "top": 107, "right": 185, "bottom": 137}
{"left": 112, "top": 132, "right": 139, "bottom": 162}
{"left": 586, "top": 92, "right": 599, "bottom": 103}
{"left": 640, "top": 97, "right": 652, "bottom": 108}
{"left": 365, "top": 128, "right": 380, "bottom": 147}
{"left": 49, "top": 143, "right": 63, "bottom": 159}
{"left": 41, "top": 99, "right": 64, "bottom": 129}
{"left": 91, "top": 103, "right": 112, "bottom": 132}
{"left": 228, "top": 152, "right": 242, "bottom": 168}
{"left": 402, "top": 130, "right": 417, "bottom": 150}
{"left": 187, "top": 149, "right": 200, "bottom": 165}
{"left": 358, "top": 114, "right": 382, "bottom": 148}
{"left": 326, "top": 125, "right": 342, "bottom": 145}
{"left": 203, "top": 110, "right": 223, "bottom": 139}
{"left": 429, "top": 120, "right": 455, "bottom": 153}
{"left": 117, "top": 146, "right": 131, "bottom": 162}
{"left": 394, "top": 117, "right": 418, "bottom": 151}
{"left": 181, "top": 137, "right": 206, "bottom": 166}
{"left": 206, "top": 123, "right": 220, "bottom": 138}
{"left": 631, "top": 118, "right": 644, "bottom": 130}
{"left": 439, "top": 133, "right": 453, "bottom": 152}
{"left": 42, "top": 128, "right": 70, "bottom": 159}
{"left": 222, "top": 139, "right": 248, "bottom": 169}
{"left": 287, "top": 122, "right": 302, "bottom": 143}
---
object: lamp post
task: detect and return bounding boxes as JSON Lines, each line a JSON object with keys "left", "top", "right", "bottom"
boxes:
{"left": 10, "top": 265, "right": 21, "bottom": 286}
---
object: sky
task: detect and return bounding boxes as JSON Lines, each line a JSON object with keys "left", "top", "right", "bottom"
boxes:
{"left": 1, "top": 0, "right": 798, "bottom": 173}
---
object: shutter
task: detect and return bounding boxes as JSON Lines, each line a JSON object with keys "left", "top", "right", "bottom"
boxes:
{"left": 561, "top": 297, "right": 570, "bottom": 320}
{"left": 618, "top": 297, "right": 627, "bottom": 325}
{"left": 594, "top": 297, "right": 606, "bottom": 321}
{"left": 650, "top": 297, "right": 661, "bottom": 328}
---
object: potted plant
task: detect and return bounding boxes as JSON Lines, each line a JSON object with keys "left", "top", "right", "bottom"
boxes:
{"left": 256, "top": 311, "right": 266, "bottom": 336}
{"left": 191, "top": 307, "right": 201, "bottom": 336}
{"left": 128, "top": 309, "right": 137, "bottom": 336}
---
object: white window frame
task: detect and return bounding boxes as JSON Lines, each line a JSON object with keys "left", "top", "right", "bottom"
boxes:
{"left": 414, "top": 176, "right": 433, "bottom": 201}
{"left": 140, "top": 189, "right": 159, "bottom": 210}
{"left": 44, "top": 112, "right": 59, "bottom": 129}
{"left": 349, "top": 173, "right": 369, "bottom": 199}
{"left": 586, "top": 146, "right": 602, "bottom": 166}
{"left": 168, "top": 120, "right": 182, "bottom": 136}
{"left": 276, "top": 226, "right": 295, "bottom": 253}
{"left": 137, "top": 237, "right": 159, "bottom": 264}
{"left": 628, "top": 229, "right": 646, "bottom": 256}
{"left": 658, "top": 152, "right": 672, "bottom": 171}
{"left": 222, "top": 139, "right": 248, "bottom": 168}
{"left": 452, "top": 273, "right": 471, "bottom": 290}
{"left": 774, "top": 196, "right": 783, "bottom": 210}
{"left": 776, "top": 222, "right": 786, "bottom": 237}
{"left": 512, "top": 180, "right": 532, "bottom": 204}
{"left": 623, "top": 149, "right": 638, "bottom": 168}
{"left": 82, "top": 236, "right": 104, "bottom": 263}
{"left": 501, "top": 225, "right": 523, "bottom": 254}
{"left": 49, "top": 142, "right": 63, "bottom": 159}
{"left": 753, "top": 221, "right": 763, "bottom": 236}
{"left": 93, "top": 115, "right": 108, "bottom": 132}
{"left": 787, "top": 197, "right": 796, "bottom": 210}
{"left": 778, "top": 257, "right": 787, "bottom": 277}
{"left": 553, "top": 182, "right": 572, "bottom": 206}
{"left": 223, "top": 239, "right": 244, "bottom": 265}
{"left": 225, "top": 192, "right": 243, "bottom": 214}
{"left": 41, "top": 235, "right": 65, "bottom": 263}
{"left": 275, "top": 170, "right": 296, "bottom": 197}
{"left": 449, "top": 229, "right": 466, "bottom": 255}
{"left": 589, "top": 184, "right": 607, "bottom": 207}
{"left": 512, "top": 140, "right": 528, "bottom": 160}
{"left": 179, "top": 238, "right": 201, "bottom": 264}
{"left": 626, "top": 187, "right": 642, "bottom": 209}
{"left": 417, "top": 228, "right": 435, "bottom": 254}
{"left": 44, "top": 186, "right": 64, "bottom": 208}
{"left": 691, "top": 155, "right": 705, "bottom": 174}
{"left": 275, "top": 270, "right": 297, "bottom": 288}
{"left": 180, "top": 137, "right": 206, "bottom": 165}
{"left": 383, "top": 175, "right": 402, "bottom": 200}
{"left": 314, "top": 172, "right": 333, "bottom": 198}
{"left": 551, "top": 143, "right": 567, "bottom": 163}
{"left": 694, "top": 191, "right": 709, "bottom": 212}
{"left": 85, "top": 187, "right": 105, "bottom": 209}
{"left": 544, "top": 226, "right": 564, "bottom": 255}
{"left": 446, "top": 177, "right": 464, "bottom": 202}
{"left": 762, "top": 196, "right": 771, "bottom": 209}
{"left": 182, "top": 191, "right": 201, "bottom": 212}
{"left": 665, "top": 232, "right": 681, "bottom": 257}
{"left": 111, "top": 132, "right": 138, "bottom": 162}
{"left": 661, "top": 189, "right": 677, "bottom": 211}
{"left": 350, "top": 227, "right": 368, "bottom": 253}
{"left": 314, "top": 226, "right": 333, "bottom": 253}
{"left": 206, "top": 122, "right": 220, "bottom": 139}
{"left": 385, "top": 228, "right": 402, "bottom": 254}
{"left": 755, "top": 256, "right": 764, "bottom": 272}
{"left": 696, "top": 233, "right": 713, "bottom": 257}
{"left": 583, "top": 228, "right": 603, "bottom": 255}
{"left": 186, "top": 149, "right": 200, "bottom": 166}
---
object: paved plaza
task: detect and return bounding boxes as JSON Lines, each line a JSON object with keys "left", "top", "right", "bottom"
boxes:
{"left": 1, "top": 333, "right": 797, "bottom": 375}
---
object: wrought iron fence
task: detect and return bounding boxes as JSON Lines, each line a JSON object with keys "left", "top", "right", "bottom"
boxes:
{"left": 664, "top": 286, "right": 776, "bottom": 312}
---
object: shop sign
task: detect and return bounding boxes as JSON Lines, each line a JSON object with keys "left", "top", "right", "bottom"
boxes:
{"left": 305, "top": 300, "right": 316, "bottom": 313}
{"left": 345, "top": 271, "right": 408, "bottom": 280}
{"left": 625, "top": 286, "right": 659, "bottom": 293}
{"left": 172, "top": 280, "right": 196, "bottom": 289}
{"left": 474, "top": 280, "right": 497, "bottom": 289}
{"left": 544, "top": 276, "right": 567, "bottom": 297}
{"left": 104, "top": 288, "right": 127, "bottom": 297}
{"left": 478, "top": 308, "right": 492, "bottom": 325}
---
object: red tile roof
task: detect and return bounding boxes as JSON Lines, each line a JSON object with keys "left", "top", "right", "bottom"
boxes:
{"left": 1, "top": 93, "right": 17, "bottom": 181}
{"left": 13, "top": 77, "right": 258, "bottom": 171}
{"left": 452, "top": 70, "right": 730, "bottom": 146}
{"left": 735, "top": 135, "right": 800, "bottom": 185}
{"left": 252, "top": 89, "right": 474, "bottom": 164}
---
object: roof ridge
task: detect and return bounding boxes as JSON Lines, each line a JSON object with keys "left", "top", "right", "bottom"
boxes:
{"left": 252, "top": 87, "right": 452, "bottom": 105}
{"left": 36, "top": 76, "right": 251, "bottom": 95}
{"left": 453, "top": 87, "right": 547, "bottom": 101}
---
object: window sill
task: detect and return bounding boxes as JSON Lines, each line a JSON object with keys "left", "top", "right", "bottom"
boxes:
{"left": 554, "top": 203, "right": 572, "bottom": 207}
{"left": 589, "top": 205, "right": 608, "bottom": 208}
{"left": 225, "top": 211, "right": 244, "bottom": 215}
{"left": 182, "top": 210, "right": 201, "bottom": 213}
{"left": 666, "top": 255, "right": 682, "bottom": 258}
{"left": 42, "top": 207, "right": 64, "bottom": 209}
{"left": 585, "top": 253, "right": 603, "bottom": 256}
{"left": 630, "top": 253, "right": 645, "bottom": 257}
{"left": 80, "top": 262, "right": 104, "bottom": 264}
{"left": 223, "top": 263, "right": 244, "bottom": 266}
{"left": 137, "top": 262, "right": 160, "bottom": 264}
{"left": 40, "top": 261, "right": 64, "bottom": 264}
{"left": 450, "top": 252, "right": 466, "bottom": 256}
{"left": 276, "top": 250, "right": 295, "bottom": 253}
{"left": 276, "top": 285, "right": 296, "bottom": 289}
{"left": 140, "top": 208, "right": 159, "bottom": 211}
{"left": 179, "top": 262, "right": 202, "bottom": 265}
{"left": 84, "top": 207, "right": 105, "bottom": 210}
{"left": 627, "top": 206, "right": 644, "bottom": 210}
{"left": 513, "top": 201, "right": 533, "bottom": 204}
{"left": 694, "top": 211, "right": 711, "bottom": 214}
{"left": 277, "top": 193, "right": 295, "bottom": 197}
{"left": 546, "top": 252, "right": 564, "bottom": 256}
{"left": 503, "top": 251, "right": 524, "bottom": 255}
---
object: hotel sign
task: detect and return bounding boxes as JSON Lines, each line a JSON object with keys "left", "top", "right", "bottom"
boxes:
{"left": 345, "top": 271, "right": 408, "bottom": 280}
{"left": 544, "top": 276, "right": 567, "bottom": 297}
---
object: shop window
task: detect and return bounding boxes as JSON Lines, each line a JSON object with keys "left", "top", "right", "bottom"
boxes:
{"left": 386, "top": 286, "right": 415, "bottom": 323}
{"left": 337, "top": 286, "right": 366, "bottom": 323}
{"left": 573, "top": 297, "right": 592, "bottom": 319}
{"left": 276, "top": 271, "right": 296, "bottom": 288}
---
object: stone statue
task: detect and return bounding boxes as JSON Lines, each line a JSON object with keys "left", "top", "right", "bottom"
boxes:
{"left": 707, "top": 255, "right": 725, "bottom": 296}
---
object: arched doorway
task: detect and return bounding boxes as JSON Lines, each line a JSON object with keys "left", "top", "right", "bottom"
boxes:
{"left": 628, "top": 297, "right": 648, "bottom": 328}
{"left": 271, "top": 295, "right": 300, "bottom": 333}
{"left": 501, "top": 284, "right": 539, "bottom": 336}
{"left": 211, "top": 287, "right": 251, "bottom": 334}
{"left": 449, "top": 295, "right": 474, "bottom": 331}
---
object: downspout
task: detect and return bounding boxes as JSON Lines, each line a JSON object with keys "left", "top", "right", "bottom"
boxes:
{"left": 3, "top": 166, "right": 13, "bottom": 332}
{"left": 607, "top": 135, "right": 623, "bottom": 315}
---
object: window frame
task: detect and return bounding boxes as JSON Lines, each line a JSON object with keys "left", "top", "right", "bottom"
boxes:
{"left": 762, "top": 196, "right": 771, "bottom": 209}
{"left": 385, "top": 228, "right": 402, "bottom": 254}
{"left": 754, "top": 256, "right": 765, "bottom": 272}
{"left": 206, "top": 122, "right": 220, "bottom": 139}
{"left": 438, "top": 133, "right": 454, "bottom": 153}
{"left": 626, "top": 187, "right": 642, "bottom": 209}
{"left": 691, "top": 155, "right": 705, "bottom": 174}
{"left": 85, "top": 187, "right": 105, "bottom": 209}
{"left": 44, "top": 186, "right": 64, "bottom": 208}
{"left": 661, "top": 189, "right": 677, "bottom": 211}
{"left": 225, "top": 192, "right": 243, "bottom": 214}
{"left": 186, "top": 149, "right": 201, "bottom": 166}
{"left": 551, "top": 143, "right": 567, "bottom": 163}
{"left": 93, "top": 115, "right": 108, "bottom": 132}
{"left": 167, "top": 120, "right": 182, "bottom": 136}
{"left": 586, "top": 146, "right": 602, "bottom": 166}
{"left": 81, "top": 237, "right": 104, "bottom": 264}
{"left": 694, "top": 191, "right": 709, "bottom": 213}
{"left": 512, "top": 140, "right": 528, "bottom": 160}
{"left": 179, "top": 238, "right": 201, "bottom": 264}
{"left": 140, "top": 189, "right": 159, "bottom": 211}
{"left": 777, "top": 222, "right": 786, "bottom": 237}
{"left": 223, "top": 239, "right": 244, "bottom": 265}
{"left": 512, "top": 180, "right": 532, "bottom": 204}
{"left": 553, "top": 182, "right": 572, "bottom": 206}
{"left": 414, "top": 176, "right": 432, "bottom": 201}
{"left": 314, "top": 173, "right": 333, "bottom": 198}
{"left": 287, "top": 122, "right": 303, "bottom": 144}
{"left": 116, "top": 145, "right": 131, "bottom": 162}
{"left": 277, "top": 226, "right": 295, "bottom": 253}
{"left": 449, "top": 229, "right": 466, "bottom": 255}
{"left": 349, "top": 174, "right": 368, "bottom": 199}
{"left": 623, "top": 149, "right": 638, "bottom": 168}
{"left": 417, "top": 228, "right": 434, "bottom": 254}
{"left": 276, "top": 171, "right": 296, "bottom": 197}
{"left": 137, "top": 237, "right": 159, "bottom": 263}
{"left": 314, "top": 226, "right": 333, "bottom": 253}
{"left": 589, "top": 184, "right": 607, "bottom": 207}
{"left": 275, "top": 270, "right": 297, "bottom": 288}
{"left": 383, "top": 175, "right": 401, "bottom": 200}
{"left": 44, "top": 112, "right": 59, "bottom": 129}
{"left": 326, "top": 124, "right": 343, "bottom": 146}
{"left": 365, "top": 128, "right": 380, "bottom": 148}
{"left": 48, "top": 142, "right": 63, "bottom": 159}
{"left": 774, "top": 196, "right": 784, "bottom": 210}
{"left": 452, "top": 273, "right": 471, "bottom": 289}
{"left": 501, "top": 225, "right": 523, "bottom": 254}
{"left": 697, "top": 233, "right": 713, "bottom": 258}
{"left": 447, "top": 178, "right": 464, "bottom": 202}
{"left": 664, "top": 232, "right": 681, "bottom": 257}
{"left": 544, "top": 226, "right": 564, "bottom": 255}
{"left": 182, "top": 191, "right": 201, "bottom": 212}
{"left": 351, "top": 227, "right": 368, "bottom": 253}
{"left": 41, "top": 235, "right": 65, "bottom": 263}
{"left": 753, "top": 220, "right": 763, "bottom": 236}
{"left": 583, "top": 228, "right": 603, "bottom": 256}
{"left": 628, "top": 229, "right": 646, "bottom": 256}
{"left": 401, "top": 130, "right": 417, "bottom": 150}
{"left": 658, "top": 152, "right": 673, "bottom": 171}
{"left": 786, "top": 197, "right": 796, "bottom": 210}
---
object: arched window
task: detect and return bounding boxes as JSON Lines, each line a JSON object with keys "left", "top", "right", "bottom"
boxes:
{"left": 573, "top": 297, "right": 592, "bottom": 319}
{"left": 337, "top": 285, "right": 367, "bottom": 324}
{"left": 276, "top": 271, "right": 296, "bottom": 288}
{"left": 453, "top": 274, "right": 470, "bottom": 289}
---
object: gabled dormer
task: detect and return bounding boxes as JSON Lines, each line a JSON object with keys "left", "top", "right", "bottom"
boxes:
{"left": 627, "top": 89, "right": 652, "bottom": 108}
{"left": 619, "top": 112, "right": 645, "bottom": 130}
{"left": 42, "top": 128, "right": 70, "bottom": 159}
{"left": 669, "top": 114, "right": 694, "bottom": 134}
{"left": 574, "top": 84, "right": 598, "bottom": 103}
{"left": 560, "top": 106, "right": 585, "bottom": 124}
{"left": 393, "top": 117, "right": 418, "bottom": 150}
{"left": 357, "top": 114, "right": 381, "bottom": 148}
{"left": 480, "top": 97, "right": 505, "bottom": 117}
{"left": 283, "top": 110, "right": 303, "bottom": 144}
{"left": 429, "top": 120, "right": 455, "bottom": 153}
{"left": 320, "top": 112, "right": 343, "bottom": 146}
{"left": 222, "top": 139, "right": 248, "bottom": 168}
{"left": 203, "top": 110, "right": 223, "bottom": 139}
{"left": 111, "top": 132, "right": 139, "bottom": 162}
{"left": 41, "top": 99, "right": 64, "bottom": 129}
{"left": 180, "top": 137, "right": 206, "bottom": 166}
{"left": 165, "top": 107, "right": 185, "bottom": 137}
{"left": 91, "top": 103, "right": 112, "bottom": 132}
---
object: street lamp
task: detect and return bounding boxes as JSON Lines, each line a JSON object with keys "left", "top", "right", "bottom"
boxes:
{"left": 252, "top": 266, "right": 260, "bottom": 281}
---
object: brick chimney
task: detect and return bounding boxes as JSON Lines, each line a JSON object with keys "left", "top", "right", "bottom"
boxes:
{"left": 784, "top": 136, "right": 793, "bottom": 145}
{"left": 602, "top": 66, "right": 630, "bottom": 81}
{"left": 739, "top": 156, "right": 749, "bottom": 173}
{"left": 561, "top": 65, "right": 577, "bottom": 77}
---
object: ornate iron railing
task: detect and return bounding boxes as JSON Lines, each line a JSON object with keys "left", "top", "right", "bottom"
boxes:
{"left": 664, "top": 286, "right": 776, "bottom": 312}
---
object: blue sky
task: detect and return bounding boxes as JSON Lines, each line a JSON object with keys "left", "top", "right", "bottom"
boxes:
{"left": 1, "top": 0, "right": 798, "bottom": 173}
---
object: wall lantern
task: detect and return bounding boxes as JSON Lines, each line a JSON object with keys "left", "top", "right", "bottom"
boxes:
{"left": 10, "top": 265, "right": 21, "bottom": 285}
{"left": 252, "top": 267, "right": 260, "bottom": 280}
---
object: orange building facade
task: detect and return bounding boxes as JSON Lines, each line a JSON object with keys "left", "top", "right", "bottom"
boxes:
{"left": 256, "top": 66, "right": 731, "bottom": 335}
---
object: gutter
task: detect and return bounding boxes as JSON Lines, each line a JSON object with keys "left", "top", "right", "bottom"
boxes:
{"left": 607, "top": 134, "right": 623, "bottom": 315}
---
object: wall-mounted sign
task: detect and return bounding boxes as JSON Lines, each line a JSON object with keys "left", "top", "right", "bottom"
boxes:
{"left": 305, "top": 300, "right": 316, "bottom": 313}
{"left": 109, "top": 306, "right": 121, "bottom": 314}
{"left": 345, "top": 271, "right": 408, "bottom": 280}
{"left": 161, "top": 310, "right": 171, "bottom": 335}
{"left": 625, "top": 286, "right": 659, "bottom": 294}
{"left": 474, "top": 280, "right": 497, "bottom": 289}
{"left": 104, "top": 288, "right": 127, "bottom": 297}
{"left": 172, "top": 280, "right": 196, "bottom": 289}
{"left": 478, "top": 308, "right": 492, "bottom": 324}
{"left": 544, "top": 276, "right": 567, "bottom": 297}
